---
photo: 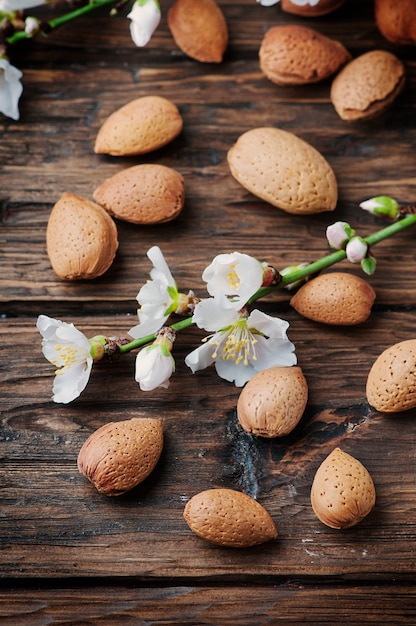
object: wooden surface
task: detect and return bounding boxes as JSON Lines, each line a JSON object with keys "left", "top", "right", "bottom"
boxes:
{"left": 1, "top": 0, "right": 416, "bottom": 623}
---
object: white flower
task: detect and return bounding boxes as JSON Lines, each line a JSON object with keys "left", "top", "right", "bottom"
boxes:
{"left": 37, "top": 315, "right": 94, "bottom": 404}
{"left": 135, "top": 330, "right": 175, "bottom": 391}
{"left": 127, "top": 0, "right": 161, "bottom": 48}
{"left": 326, "top": 221, "right": 355, "bottom": 250}
{"left": 346, "top": 236, "right": 368, "bottom": 263}
{"left": 185, "top": 301, "right": 296, "bottom": 387}
{"left": 202, "top": 251, "right": 264, "bottom": 309}
{"left": 0, "top": 57, "right": 23, "bottom": 121}
{"left": 129, "top": 246, "right": 178, "bottom": 339}
{"left": 0, "top": 0, "right": 47, "bottom": 10}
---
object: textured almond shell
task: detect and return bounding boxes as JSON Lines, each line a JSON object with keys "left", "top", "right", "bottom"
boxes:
{"left": 168, "top": 0, "right": 228, "bottom": 63}
{"left": 227, "top": 127, "right": 337, "bottom": 214}
{"left": 259, "top": 25, "right": 351, "bottom": 86}
{"left": 183, "top": 488, "right": 278, "bottom": 547}
{"left": 94, "top": 96, "right": 183, "bottom": 156}
{"left": 330, "top": 50, "right": 405, "bottom": 121}
{"left": 281, "top": 0, "right": 345, "bottom": 16}
{"left": 311, "top": 448, "right": 376, "bottom": 529}
{"left": 46, "top": 192, "right": 118, "bottom": 280}
{"left": 77, "top": 418, "right": 163, "bottom": 496}
{"left": 366, "top": 339, "right": 416, "bottom": 413}
{"left": 375, "top": 0, "right": 416, "bottom": 45}
{"left": 290, "top": 272, "right": 376, "bottom": 326}
{"left": 237, "top": 366, "right": 308, "bottom": 438}
{"left": 93, "top": 164, "right": 185, "bottom": 225}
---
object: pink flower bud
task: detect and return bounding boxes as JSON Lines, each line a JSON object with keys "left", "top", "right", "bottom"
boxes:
{"left": 346, "top": 237, "right": 368, "bottom": 263}
{"left": 326, "top": 221, "right": 354, "bottom": 250}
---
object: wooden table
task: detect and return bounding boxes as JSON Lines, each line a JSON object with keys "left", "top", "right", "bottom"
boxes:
{"left": 1, "top": 0, "right": 416, "bottom": 622}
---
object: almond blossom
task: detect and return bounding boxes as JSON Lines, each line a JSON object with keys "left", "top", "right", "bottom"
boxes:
{"left": 129, "top": 246, "right": 196, "bottom": 339}
{"left": 202, "top": 251, "right": 265, "bottom": 310}
{"left": 135, "top": 328, "right": 175, "bottom": 391}
{"left": 185, "top": 297, "right": 296, "bottom": 387}
{"left": 37, "top": 315, "right": 104, "bottom": 404}
{"left": 0, "top": 57, "right": 23, "bottom": 121}
{"left": 127, "top": 0, "right": 161, "bottom": 47}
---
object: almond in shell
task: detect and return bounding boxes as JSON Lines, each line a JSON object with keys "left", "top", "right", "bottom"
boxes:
{"left": 311, "top": 448, "right": 376, "bottom": 529}
{"left": 366, "top": 339, "right": 416, "bottom": 413}
{"left": 237, "top": 366, "right": 308, "bottom": 438}
{"left": 330, "top": 50, "right": 405, "bottom": 121}
{"left": 227, "top": 127, "right": 337, "bottom": 214}
{"left": 259, "top": 25, "right": 351, "bottom": 86}
{"left": 183, "top": 488, "right": 278, "bottom": 547}
{"left": 168, "top": 0, "right": 228, "bottom": 63}
{"left": 290, "top": 272, "right": 376, "bottom": 326}
{"left": 375, "top": 0, "right": 416, "bottom": 45}
{"left": 94, "top": 96, "right": 183, "bottom": 156}
{"left": 46, "top": 192, "right": 118, "bottom": 280}
{"left": 77, "top": 418, "right": 163, "bottom": 496}
{"left": 93, "top": 164, "right": 185, "bottom": 225}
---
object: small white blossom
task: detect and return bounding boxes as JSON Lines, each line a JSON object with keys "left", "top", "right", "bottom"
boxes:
{"left": 135, "top": 330, "right": 175, "bottom": 391}
{"left": 129, "top": 246, "right": 178, "bottom": 339}
{"left": 185, "top": 301, "right": 296, "bottom": 387}
{"left": 256, "top": 0, "right": 280, "bottom": 5}
{"left": 24, "top": 16, "right": 40, "bottom": 35}
{"left": 0, "top": 57, "right": 23, "bottom": 121}
{"left": 346, "top": 236, "right": 368, "bottom": 263}
{"left": 202, "top": 251, "right": 264, "bottom": 309}
{"left": 37, "top": 315, "right": 94, "bottom": 404}
{"left": 127, "top": 0, "right": 161, "bottom": 48}
{"left": 326, "top": 221, "right": 355, "bottom": 250}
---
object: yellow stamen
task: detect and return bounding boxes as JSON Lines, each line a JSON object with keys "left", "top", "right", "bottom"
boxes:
{"left": 227, "top": 264, "right": 240, "bottom": 290}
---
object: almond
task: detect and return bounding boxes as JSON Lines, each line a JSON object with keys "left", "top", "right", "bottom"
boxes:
{"left": 93, "top": 164, "right": 185, "bottom": 225}
{"left": 183, "top": 488, "right": 278, "bottom": 547}
{"left": 168, "top": 0, "right": 228, "bottom": 63}
{"left": 46, "top": 192, "right": 118, "bottom": 280}
{"left": 290, "top": 272, "right": 375, "bottom": 326}
{"left": 281, "top": 0, "right": 346, "bottom": 16}
{"left": 237, "top": 366, "right": 308, "bottom": 438}
{"left": 77, "top": 418, "right": 163, "bottom": 496}
{"left": 227, "top": 127, "right": 337, "bottom": 214}
{"left": 366, "top": 339, "right": 416, "bottom": 413}
{"left": 375, "top": 0, "right": 416, "bottom": 45}
{"left": 94, "top": 96, "right": 183, "bottom": 156}
{"left": 311, "top": 448, "right": 376, "bottom": 529}
{"left": 259, "top": 25, "right": 351, "bottom": 86}
{"left": 330, "top": 50, "right": 405, "bottom": 121}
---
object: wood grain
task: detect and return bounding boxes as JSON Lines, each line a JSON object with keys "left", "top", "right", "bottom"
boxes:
{"left": 1, "top": 0, "right": 416, "bottom": 621}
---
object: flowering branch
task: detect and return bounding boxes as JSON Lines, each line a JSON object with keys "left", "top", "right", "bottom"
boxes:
{"left": 37, "top": 199, "right": 416, "bottom": 403}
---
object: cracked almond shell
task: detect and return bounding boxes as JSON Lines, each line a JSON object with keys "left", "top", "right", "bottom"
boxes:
{"left": 183, "top": 488, "right": 278, "bottom": 547}
{"left": 77, "top": 418, "right": 163, "bottom": 496}
{"left": 237, "top": 366, "right": 308, "bottom": 438}
{"left": 311, "top": 448, "right": 376, "bottom": 529}
{"left": 46, "top": 192, "right": 118, "bottom": 280}
{"left": 366, "top": 339, "right": 416, "bottom": 413}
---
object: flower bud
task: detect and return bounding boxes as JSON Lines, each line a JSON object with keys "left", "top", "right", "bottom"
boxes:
{"left": 326, "top": 221, "right": 355, "bottom": 250}
{"left": 346, "top": 237, "right": 368, "bottom": 264}
{"left": 89, "top": 335, "right": 107, "bottom": 361}
{"left": 359, "top": 196, "right": 400, "bottom": 220}
{"left": 127, "top": 0, "right": 161, "bottom": 48}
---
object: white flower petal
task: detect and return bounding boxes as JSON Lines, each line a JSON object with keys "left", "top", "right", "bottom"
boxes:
{"left": 127, "top": 0, "right": 161, "bottom": 48}
{"left": 0, "top": 0, "right": 46, "bottom": 10}
{"left": 202, "top": 251, "right": 264, "bottom": 309}
{"left": 192, "top": 296, "right": 237, "bottom": 332}
{"left": 128, "top": 317, "right": 167, "bottom": 339}
{"left": 52, "top": 359, "right": 92, "bottom": 404}
{"left": 0, "top": 58, "right": 23, "bottom": 121}
{"left": 184, "top": 341, "right": 216, "bottom": 373}
{"left": 147, "top": 245, "right": 175, "bottom": 287}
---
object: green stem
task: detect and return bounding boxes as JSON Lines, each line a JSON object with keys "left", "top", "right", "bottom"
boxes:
{"left": 115, "top": 212, "right": 416, "bottom": 354}
{"left": 118, "top": 317, "right": 195, "bottom": 354}
{"left": 6, "top": 0, "right": 120, "bottom": 45}
{"left": 250, "top": 212, "right": 416, "bottom": 302}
